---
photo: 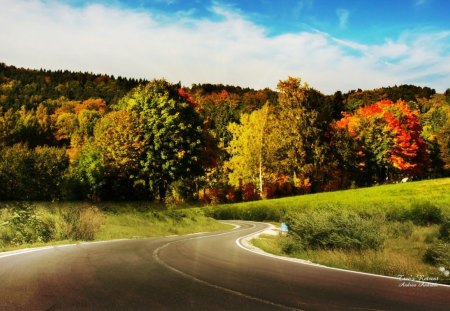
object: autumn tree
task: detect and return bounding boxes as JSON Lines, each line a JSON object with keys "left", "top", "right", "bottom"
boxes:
{"left": 52, "top": 98, "right": 106, "bottom": 160}
{"left": 419, "top": 94, "right": 450, "bottom": 175}
{"left": 334, "top": 99, "right": 428, "bottom": 183}
{"left": 272, "top": 77, "right": 328, "bottom": 191}
{"left": 226, "top": 103, "right": 271, "bottom": 195}
{"left": 118, "top": 80, "right": 206, "bottom": 200}
{"left": 90, "top": 109, "right": 148, "bottom": 199}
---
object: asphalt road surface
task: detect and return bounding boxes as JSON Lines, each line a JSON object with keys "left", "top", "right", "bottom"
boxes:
{"left": 0, "top": 221, "right": 449, "bottom": 310}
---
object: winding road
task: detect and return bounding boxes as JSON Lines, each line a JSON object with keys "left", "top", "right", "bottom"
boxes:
{"left": 0, "top": 221, "right": 449, "bottom": 310}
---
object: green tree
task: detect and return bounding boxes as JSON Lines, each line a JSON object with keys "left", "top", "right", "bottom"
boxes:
{"left": 33, "top": 146, "right": 69, "bottom": 199}
{"left": 0, "top": 144, "right": 68, "bottom": 200}
{"left": 273, "top": 77, "right": 327, "bottom": 191}
{"left": 70, "top": 143, "right": 107, "bottom": 201}
{"left": 420, "top": 95, "right": 450, "bottom": 175}
{"left": 119, "top": 80, "right": 206, "bottom": 200}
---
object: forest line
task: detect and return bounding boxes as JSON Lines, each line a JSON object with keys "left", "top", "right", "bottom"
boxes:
{"left": 0, "top": 63, "right": 448, "bottom": 202}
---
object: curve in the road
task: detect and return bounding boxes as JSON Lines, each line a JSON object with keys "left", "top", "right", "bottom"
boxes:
{"left": 153, "top": 223, "right": 300, "bottom": 311}
{"left": 0, "top": 221, "right": 449, "bottom": 311}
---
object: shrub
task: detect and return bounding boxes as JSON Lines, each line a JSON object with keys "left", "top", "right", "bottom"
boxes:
{"left": 167, "top": 179, "right": 196, "bottom": 204}
{"left": 0, "top": 145, "right": 69, "bottom": 200}
{"left": 438, "top": 216, "right": 450, "bottom": 242}
{"left": 387, "top": 221, "right": 414, "bottom": 239}
{"left": 242, "top": 183, "right": 259, "bottom": 202}
{"left": 199, "top": 188, "right": 226, "bottom": 205}
{"left": 225, "top": 186, "right": 242, "bottom": 203}
{"left": 280, "top": 236, "right": 304, "bottom": 254}
{"left": 59, "top": 206, "right": 104, "bottom": 240}
{"left": 284, "top": 209, "right": 385, "bottom": 251}
{"left": 1, "top": 202, "right": 53, "bottom": 245}
{"left": 387, "top": 202, "right": 443, "bottom": 225}
{"left": 424, "top": 242, "right": 450, "bottom": 267}
{"left": 261, "top": 183, "right": 276, "bottom": 200}
{"left": 207, "top": 204, "right": 286, "bottom": 222}
{"left": 408, "top": 202, "right": 443, "bottom": 225}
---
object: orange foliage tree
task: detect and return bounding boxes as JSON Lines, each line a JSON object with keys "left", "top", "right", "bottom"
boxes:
{"left": 334, "top": 99, "right": 428, "bottom": 182}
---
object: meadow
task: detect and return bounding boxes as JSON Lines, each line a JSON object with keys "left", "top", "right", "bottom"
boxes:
{"left": 208, "top": 178, "right": 450, "bottom": 283}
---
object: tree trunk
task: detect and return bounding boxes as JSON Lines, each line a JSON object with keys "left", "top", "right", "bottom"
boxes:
{"left": 158, "top": 182, "right": 167, "bottom": 201}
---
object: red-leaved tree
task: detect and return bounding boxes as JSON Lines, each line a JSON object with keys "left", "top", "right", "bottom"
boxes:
{"left": 334, "top": 99, "right": 428, "bottom": 182}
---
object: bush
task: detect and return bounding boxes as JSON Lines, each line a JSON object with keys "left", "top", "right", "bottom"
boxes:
{"left": 280, "top": 236, "right": 304, "bottom": 254}
{"left": 387, "top": 202, "right": 443, "bottom": 225}
{"left": 1, "top": 202, "right": 53, "bottom": 245}
{"left": 166, "top": 179, "right": 196, "bottom": 204}
{"left": 424, "top": 242, "right": 450, "bottom": 267}
{"left": 284, "top": 209, "right": 385, "bottom": 251}
{"left": 242, "top": 183, "right": 259, "bottom": 202}
{"left": 0, "top": 145, "right": 69, "bottom": 200}
{"left": 199, "top": 188, "right": 226, "bottom": 205}
{"left": 207, "top": 204, "right": 286, "bottom": 222}
{"left": 408, "top": 202, "right": 443, "bottom": 225}
{"left": 439, "top": 216, "right": 450, "bottom": 242}
{"left": 59, "top": 206, "right": 104, "bottom": 241}
{"left": 387, "top": 221, "right": 414, "bottom": 239}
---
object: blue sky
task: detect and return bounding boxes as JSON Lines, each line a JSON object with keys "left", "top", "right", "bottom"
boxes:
{"left": 1, "top": 0, "right": 449, "bottom": 93}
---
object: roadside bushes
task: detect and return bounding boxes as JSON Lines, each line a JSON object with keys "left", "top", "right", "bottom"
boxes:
{"left": 0, "top": 203, "right": 104, "bottom": 247}
{"left": 423, "top": 216, "right": 450, "bottom": 267}
{"left": 0, "top": 202, "right": 52, "bottom": 245}
{"left": 57, "top": 206, "right": 104, "bottom": 240}
{"left": 206, "top": 204, "right": 286, "bottom": 221}
{"left": 424, "top": 243, "right": 450, "bottom": 267}
{"left": 284, "top": 209, "right": 385, "bottom": 251}
{"left": 387, "top": 201, "right": 444, "bottom": 225}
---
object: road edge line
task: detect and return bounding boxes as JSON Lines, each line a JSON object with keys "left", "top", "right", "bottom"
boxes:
{"left": 236, "top": 221, "right": 450, "bottom": 289}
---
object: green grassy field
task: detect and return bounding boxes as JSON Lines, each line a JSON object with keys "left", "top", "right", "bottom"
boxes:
{"left": 208, "top": 178, "right": 450, "bottom": 220}
{"left": 0, "top": 201, "right": 230, "bottom": 252}
{"left": 208, "top": 178, "right": 450, "bottom": 283}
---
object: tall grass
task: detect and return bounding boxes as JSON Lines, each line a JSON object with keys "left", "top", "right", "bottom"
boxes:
{"left": 0, "top": 202, "right": 105, "bottom": 248}
{"left": 1, "top": 202, "right": 230, "bottom": 252}
{"left": 211, "top": 178, "right": 450, "bottom": 283}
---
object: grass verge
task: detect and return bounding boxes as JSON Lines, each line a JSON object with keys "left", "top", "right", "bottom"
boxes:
{"left": 208, "top": 178, "right": 450, "bottom": 284}
{"left": 0, "top": 202, "right": 231, "bottom": 252}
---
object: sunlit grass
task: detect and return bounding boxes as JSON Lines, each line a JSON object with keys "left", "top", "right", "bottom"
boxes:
{"left": 252, "top": 224, "right": 441, "bottom": 279}
{"left": 211, "top": 178, "right": 450, "bottom": 283}
{"left": 209, "top": 178, "right": 450, "bottom": 220}
{"left": 0, "top": 202, "right": 231, "bottom": 252}
{"left": 96, "top": 210, "right": 231, "bottom": 240}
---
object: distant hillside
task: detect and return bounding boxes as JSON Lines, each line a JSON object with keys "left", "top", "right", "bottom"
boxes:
{"left": 0, "top": 62, "right": 145, "bottom": 110}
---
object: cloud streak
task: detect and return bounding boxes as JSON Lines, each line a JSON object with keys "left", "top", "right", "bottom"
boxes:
{"left": 0, "top": 0, "right": 449, "bottom": 94}
{"left": 336, "top": 9, "right": 350, "bottom": 29}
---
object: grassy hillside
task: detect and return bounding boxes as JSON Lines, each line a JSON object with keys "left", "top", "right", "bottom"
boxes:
{"left": 208, "top": 178, "right": 450, "bottom": 220}
{"left": 207, "top": 178, "right": 450, "bottom": 283}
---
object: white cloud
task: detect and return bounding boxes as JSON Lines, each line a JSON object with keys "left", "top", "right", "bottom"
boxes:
{"left": 0, "top": 0, "right": 449, "bottom": 94}
{"left": 336, "top": 9, "right": 350, "bottom": 30}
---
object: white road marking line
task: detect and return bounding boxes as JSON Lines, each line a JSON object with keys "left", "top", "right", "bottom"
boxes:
{"left": 0, "top": 238, "right": 131, "bottom": 259}
{"left": 152, "top": 224, "right": 303, "bottom": 311}
{"left": 235, "top": 222, "right": 450, "bottom": 289}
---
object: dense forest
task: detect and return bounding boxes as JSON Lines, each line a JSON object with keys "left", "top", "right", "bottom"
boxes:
{"left": 0, "top": 63, "right": 448, "bottom": 202}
